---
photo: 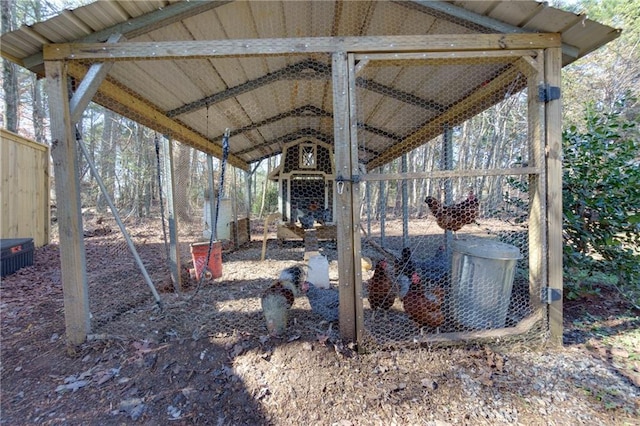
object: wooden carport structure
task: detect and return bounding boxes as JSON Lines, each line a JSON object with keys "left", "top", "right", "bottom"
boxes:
{"left": 0, "top": 1, "right": 620, "bottom": 346}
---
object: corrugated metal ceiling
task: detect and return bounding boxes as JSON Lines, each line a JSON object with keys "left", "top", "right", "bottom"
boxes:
{"left": 0, "top": 1, "right": 621, "bottom": 171}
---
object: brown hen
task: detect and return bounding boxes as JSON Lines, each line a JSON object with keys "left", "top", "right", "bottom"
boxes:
{"left": 368, "top": 259, "right": 396, "bottom": 316}
{"left": 400, "top": 272, "right": 444, "bottom": 332}
{"left": 425, "top": 191, "right": 479, "bottom": 236}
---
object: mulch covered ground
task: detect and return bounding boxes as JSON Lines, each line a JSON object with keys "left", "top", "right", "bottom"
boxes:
{"left": 1, "top": 219, "right": 638, "bottom": 425}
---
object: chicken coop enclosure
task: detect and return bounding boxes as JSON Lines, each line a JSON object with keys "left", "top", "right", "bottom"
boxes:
{"left": 1, "top": 0, "right": 619, "bottom": 348}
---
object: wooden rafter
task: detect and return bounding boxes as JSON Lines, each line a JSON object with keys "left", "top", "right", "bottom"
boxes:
{"left": 66, "top": 62, "right": 249, "bottom": 171}
{"left": 167, "top": 58, "right": 444, "bottom": 119}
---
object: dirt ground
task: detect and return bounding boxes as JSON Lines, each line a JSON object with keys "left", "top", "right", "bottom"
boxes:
{"left": 1, "top": 218, "right": 639, "bottom": 425}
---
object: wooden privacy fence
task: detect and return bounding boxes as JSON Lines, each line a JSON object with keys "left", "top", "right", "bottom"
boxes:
{"left": 1, "top": 129, "right": 50, "bottom": 247}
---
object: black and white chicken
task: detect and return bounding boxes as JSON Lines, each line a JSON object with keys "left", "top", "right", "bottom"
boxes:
{"left": 261, "top": 266, "right": 309, "bottom": 336}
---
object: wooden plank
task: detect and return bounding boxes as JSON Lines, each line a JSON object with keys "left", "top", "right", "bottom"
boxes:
{"left": 362, "top": 167, "right": 542, "bottom": 182}
{"left": 527, "top": 53, "right": 547, "bottom": 317}
{"left": 0, "top": 129, "right": 49, "bottom": 246}
{"left": 44, "top": 60, "right": 90, "bottom": 345}
{"left": 348, "top": 53, "right": 365, "bottom": 348}
{"left": 65, "top": 62, "right": 249, "bottom": 171}
{"left": 545, "top": 47, "right": 563, "bottom": 346}
{"left": 356, "top": 50, "right": 539, "bottom": 62}
{"left": 0, "top": 128, "right": 48, "bottom": 152}
{"left": 43, "top": 33, "right": 562, "bottom": 61}
{"left": 332, "top": 51, "right": 357, "bottom": 342}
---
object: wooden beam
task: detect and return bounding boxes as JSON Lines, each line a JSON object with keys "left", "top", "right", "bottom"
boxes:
{"left": 167, "top": 60, "right": 329, "bottom": 118}
{"left": 66, "top": 62, "right": 249, "bottom": 171}
{"left": 43, "top": 33, "right": 562, "bottom": 61}
{"left": 69, "top": 34, "right": 122, "bottom": 124}
{"left": 44, "top": 60, "right": 90, "bottom": 345}
{"left": 545, "top": 47, "right": 564, "bottom": 346}
{"left": 348, "top": 52, "right": 366, "bottom": 348}
{"left": 25, "top": 1, "right": 232, "bottom": 72}
{"left": 360, "top": 167, "right": 542, "bottom": 181}
{"left": 356, "top": 50, "right": 539, "bottom": 62}
{"left": 168, "top": 58, "right": 443, "bottom": 118}
{"left": 236, "top": 128, "right": 332, "bottom": 157}
{"left": 230, "top": 105, "right": 332, "bottom": 143}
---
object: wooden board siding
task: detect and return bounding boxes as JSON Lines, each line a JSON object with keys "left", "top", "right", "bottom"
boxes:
{"left": 0, "top": 129, "right": 50, "bottom": 247}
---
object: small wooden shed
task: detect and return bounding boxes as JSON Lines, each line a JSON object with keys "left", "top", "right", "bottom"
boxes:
{"left": 0, "top": 1, "right": 620, "bottom": 346}
{"left": 268, "top": 138, "right": 337, "bottom": 241}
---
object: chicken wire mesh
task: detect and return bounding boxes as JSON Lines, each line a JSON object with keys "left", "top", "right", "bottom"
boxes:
{"left": 73, "top": 126, "right": 251, "bottom": 338}
{"left": 355, "top": 56, "right": 547, "bottom": 351}
{"left": 71, "top": 52, "right": 340, "bottom": 340}
{"left": 58, "top": 0, "right": 555, "bottom": 349}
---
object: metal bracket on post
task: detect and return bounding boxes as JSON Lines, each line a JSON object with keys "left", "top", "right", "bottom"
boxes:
{"left": 543, "top": 287, "right": 562, "bottom": 304}
{"left": 538, "top": 84, "right": 561, "bottom": 103}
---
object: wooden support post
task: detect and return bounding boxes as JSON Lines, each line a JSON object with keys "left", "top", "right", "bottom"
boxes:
{"left": 44, "top": 60, "right": 90, "bottom": 345}
{"left": 348, "top": 53, "right": 366, "bottom": 346}
{"left": 162, "top": 137, "right": 182, "bottom": 291}
{"left": 527, "top": 52, "right": 547, "bottom": 324}
{"left": 260, "top": 212, "right": 280, "bottom": 261}
{"left": 332, "top": 52, "right": 363, "bottom": 343}
{"left": 545, "top": 47, "right": 563, "bottom": 345}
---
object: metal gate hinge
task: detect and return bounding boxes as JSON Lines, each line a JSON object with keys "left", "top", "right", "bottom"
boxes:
{"left": 538, "top": 84, "right": 561, "bottom": 102}
{"left": 543, "top": 287, "right": 562, "bottom": 304}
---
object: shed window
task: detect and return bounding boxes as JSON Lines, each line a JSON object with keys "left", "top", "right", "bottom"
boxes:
{"left": 300, "top": 144, "right": 316, "bottom": 169}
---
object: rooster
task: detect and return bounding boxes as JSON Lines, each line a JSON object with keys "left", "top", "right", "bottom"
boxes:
{"left": 261, "top": 266, "right": 309, "bottom": 336}
{"left": 399, "top": 272, "right": 445, "bottom": 333}
{"left": 425, "top": 191, "right": 479, "bottom": 237}
{"left": 367, "top": 259, "right": 396, "bottom": 318}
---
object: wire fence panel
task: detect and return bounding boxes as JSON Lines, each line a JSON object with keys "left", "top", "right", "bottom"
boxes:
{"left": 355, "top": 56, "right": 547, "bottom": 351}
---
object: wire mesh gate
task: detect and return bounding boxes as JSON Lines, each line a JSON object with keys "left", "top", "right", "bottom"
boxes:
{"left": 347, "top": 51, "right": 549, "bottom": 351}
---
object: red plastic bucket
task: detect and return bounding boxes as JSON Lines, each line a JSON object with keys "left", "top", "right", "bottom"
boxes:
{"left": 190, "top": 241, "right": 222, "bottom": 280}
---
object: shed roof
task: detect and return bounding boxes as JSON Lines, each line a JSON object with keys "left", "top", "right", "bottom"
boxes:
{"left": 1, "top": 1, "right": 620, "bottom": 171}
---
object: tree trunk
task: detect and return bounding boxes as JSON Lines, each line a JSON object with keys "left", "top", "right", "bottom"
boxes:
{"left": 2, "top": 0, "right": 18, "bottom": 132}
{"left": 97, "top": 110, "right": 116, "bottom": 212}
{"left": 174, "top": 143, "right": 192, "bottom": 222}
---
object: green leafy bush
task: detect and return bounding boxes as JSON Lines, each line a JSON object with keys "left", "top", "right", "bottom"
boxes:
{"left": 562, "top": 100, "right": 640, "bottom": 304}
